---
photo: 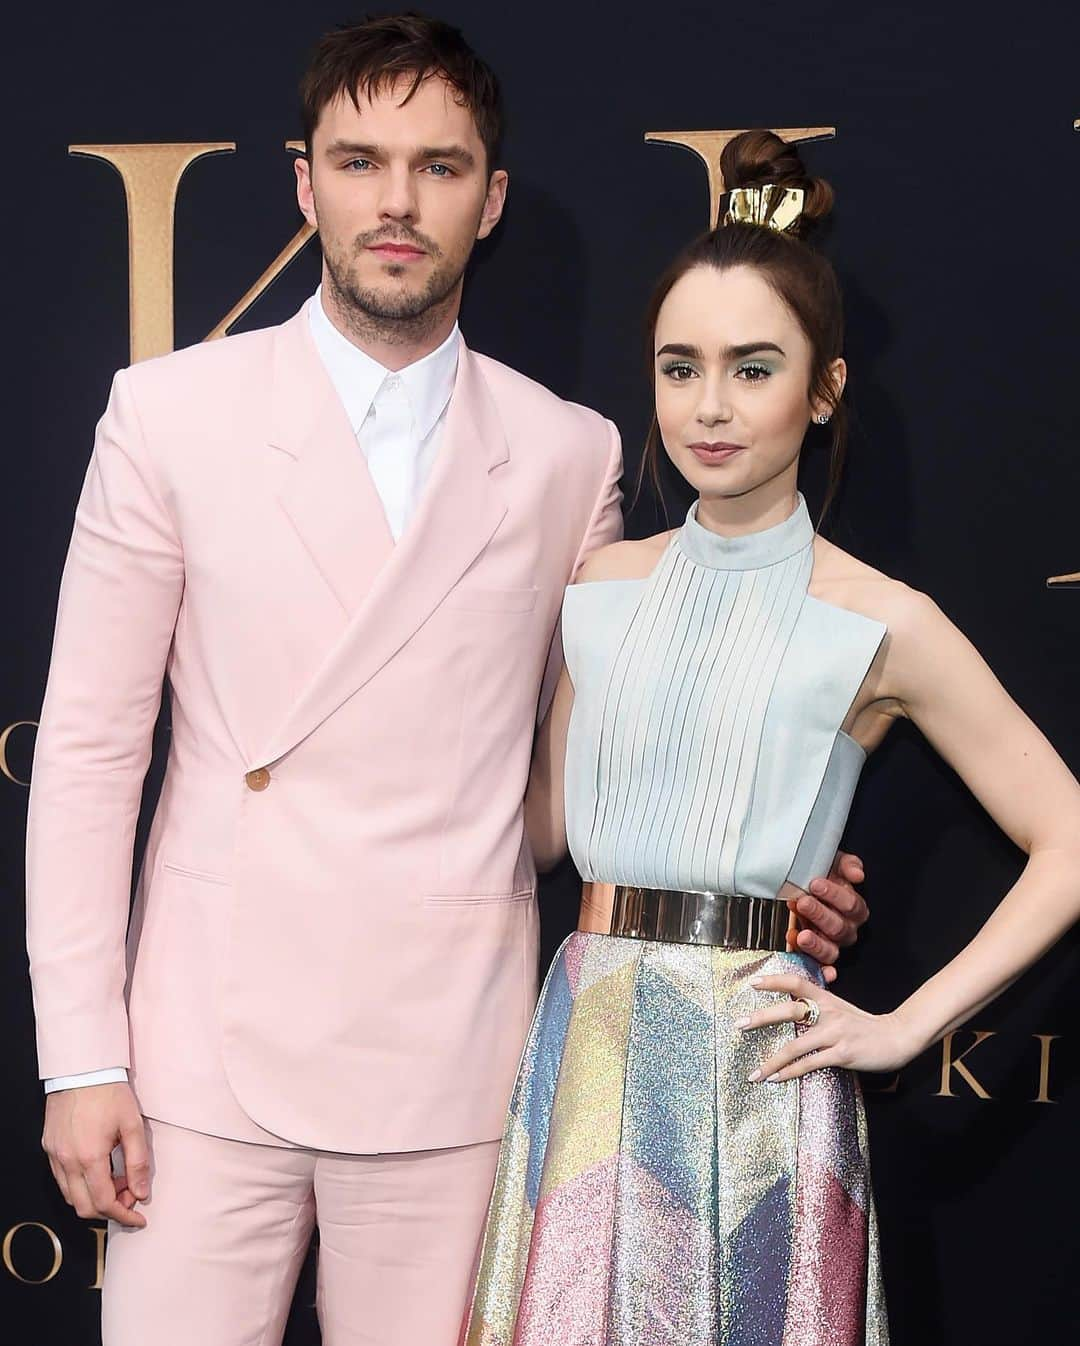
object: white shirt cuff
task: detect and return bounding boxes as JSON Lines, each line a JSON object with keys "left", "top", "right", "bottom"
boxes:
{"left": 44, "top": 1068, "right": 129, "bottom": 1094}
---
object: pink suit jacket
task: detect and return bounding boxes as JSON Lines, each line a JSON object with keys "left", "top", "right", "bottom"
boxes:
{"left": 26, "top": 305, "right": 623, "bottom": 1152}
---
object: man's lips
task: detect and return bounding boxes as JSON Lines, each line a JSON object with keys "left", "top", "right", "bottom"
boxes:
{"left": 367, "top": 242, "right": 427, "bottom": 260}
{"left": 688, "top": 442, "right": 747, "bottom": 464}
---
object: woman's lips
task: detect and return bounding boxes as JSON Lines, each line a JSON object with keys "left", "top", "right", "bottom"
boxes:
{"left": 688, "top": 442, "right": 747, "bottom": 465}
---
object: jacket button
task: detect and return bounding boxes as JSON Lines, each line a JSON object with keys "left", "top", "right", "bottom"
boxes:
{"left": 245, "top": 767, "right": 271, "bottom": 792}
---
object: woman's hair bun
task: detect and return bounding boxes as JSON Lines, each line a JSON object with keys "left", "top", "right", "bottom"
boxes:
{"left": 719, "top": 130, "right": 834, "bottom": 234}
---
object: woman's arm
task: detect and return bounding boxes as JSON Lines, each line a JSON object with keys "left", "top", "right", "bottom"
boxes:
{"left": 747, "top": 589, "right": 1080, "bottom": 1081}
{"left": 525, "top": 538, "right": 654, "bottom": 873}
{"left": 525, "top": 663, "right": 575, "bottom": 872}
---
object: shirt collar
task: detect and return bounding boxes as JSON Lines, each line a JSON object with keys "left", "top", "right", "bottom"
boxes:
{"left": 307, "top": 286, "right": 460, "bottom": 439}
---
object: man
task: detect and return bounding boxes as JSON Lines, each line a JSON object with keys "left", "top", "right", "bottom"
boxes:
{"left": 26, "top": 15, "right": 868, "bottom": 1346}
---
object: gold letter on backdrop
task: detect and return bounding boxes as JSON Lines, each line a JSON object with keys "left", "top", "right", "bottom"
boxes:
{"left": 204, "top": 142, "right": 317, "bottom": 343}
{"left": 90, "top": 1224, "right": 107, "bottom": 1290}
{"left": 0, "top": 721, "right": 37, "bottom": 787}
{"left": 936, "top": 1030, "right": 995, "bottom": 1099}
{"left": 1031, "top": 1034, "right": 1061, "bottom": 1104}
{"left": 2, "top": 1222, "right": 63, "bottom": 1284}
{"left": 68, "top": 143, "right": 235, "bottom": 363}
{"left": 644, "top": 127, "right": 835, "bottom": 226}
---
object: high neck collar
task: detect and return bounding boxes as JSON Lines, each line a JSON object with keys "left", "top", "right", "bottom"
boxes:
{"left": 677, "top": 494, "right": 814, "bottom": 570}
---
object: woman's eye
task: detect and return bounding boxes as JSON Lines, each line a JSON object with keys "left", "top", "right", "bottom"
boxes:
{"left": 735, "top": 362, "right": 772, "bottom": 382}
{"left": 661, "top": 361, "right": 697, "bottom": 381}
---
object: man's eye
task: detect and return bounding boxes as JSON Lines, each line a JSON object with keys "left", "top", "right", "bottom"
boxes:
{"left": 344, "top": 159, "right": 372, "bottom": 172}
{"left": 425, "top": 163, "right": 454, "bottom": 177}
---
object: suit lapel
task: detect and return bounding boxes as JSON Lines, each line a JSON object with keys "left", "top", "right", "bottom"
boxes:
{"left": 257, "top": 338, "right": 509, "bottom": 767}
{"left": 270, "top": 308, "right": 394, "bottom": 617}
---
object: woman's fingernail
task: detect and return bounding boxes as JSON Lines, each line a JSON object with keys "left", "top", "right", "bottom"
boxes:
{"left": 735, "top": 1016, "right": 751, "bottom": 1029}
{"left": 810, "top": 879, "right": 827, "bottom": 896}
{"left": 749, "top": 977, "right": 762, "bottom": 988}
{"left": 748, "top": 1069, "right": 762, "bottom": 1082}
{"left": 765, "top": 1072, "right": 781, "bottom": 1083}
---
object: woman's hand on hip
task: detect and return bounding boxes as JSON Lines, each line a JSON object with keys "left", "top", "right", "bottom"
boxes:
{"left": 737, "top": 973, "right": 923, "bottom": 1082}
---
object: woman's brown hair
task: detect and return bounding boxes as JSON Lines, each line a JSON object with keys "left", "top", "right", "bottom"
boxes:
{"left": 638, "top": 130, "right": 846, "bottom": 525}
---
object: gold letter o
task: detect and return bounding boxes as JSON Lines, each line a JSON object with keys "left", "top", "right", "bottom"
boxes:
{"left": 0, "top": 721, "right": 37, "bottom": 787}
{"left": 2, "top": 1222, "right": 63, "bottom": 1283}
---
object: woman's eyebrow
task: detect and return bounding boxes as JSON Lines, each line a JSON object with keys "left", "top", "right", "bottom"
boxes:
{"left": 724, "top": 342, "right": 786, "bottom": 358}
{"left": 656, "top": 342, "right": 701, "bottom": 358}
{"left": 656, "top": 341, "right": 787, "bottom": 359}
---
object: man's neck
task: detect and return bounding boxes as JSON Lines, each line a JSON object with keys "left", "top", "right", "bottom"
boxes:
{"left": 320, "top": 275, "right": 460, "bottom": 371}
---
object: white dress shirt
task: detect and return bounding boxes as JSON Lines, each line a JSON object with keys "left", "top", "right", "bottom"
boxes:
{"left": 44, "top": 290, "right": 461, "bottom": 1094}
{"left": 309, "top": 286, "right": 459, "bottom": 540}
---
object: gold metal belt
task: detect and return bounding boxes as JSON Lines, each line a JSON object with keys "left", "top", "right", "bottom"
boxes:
{"left": 603, "top": 884, "right": 793, "bottom": 952}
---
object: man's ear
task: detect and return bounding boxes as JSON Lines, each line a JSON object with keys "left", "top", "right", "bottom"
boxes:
{"left": 477, "top": 169, "right": 509, "bottom": 240}
{"left": 295, "top": 155, "right": 318, "bottom": 230}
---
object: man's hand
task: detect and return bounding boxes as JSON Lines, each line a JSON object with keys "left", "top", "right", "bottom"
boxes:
{"left": 42, "top": 1083, "right": 150, "bottom": 1228}
{"left": 786, "top": 851, "right": 870, "bottom": 984}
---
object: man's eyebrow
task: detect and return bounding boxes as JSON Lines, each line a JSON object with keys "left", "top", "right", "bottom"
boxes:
{"left": 322, "top": 140, "right": 476, "bottom": 169}
{"left": 419, "top": 144, "right": 476, "bottom": 167}
{"left": 324, "top": 139, "right": 383, "bottom": 158}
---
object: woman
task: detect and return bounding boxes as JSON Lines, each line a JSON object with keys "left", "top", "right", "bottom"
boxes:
{"left": 463, "top": 132, "right": 1080, "bottom": 1346}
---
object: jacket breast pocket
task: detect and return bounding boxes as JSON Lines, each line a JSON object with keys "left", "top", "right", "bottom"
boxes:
{"left": 161, "top": 860, "right": 229, "bottom": 886}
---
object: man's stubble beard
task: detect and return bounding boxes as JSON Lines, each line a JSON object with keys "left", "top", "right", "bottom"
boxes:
{"left": 322, "top": 233, "right": 469, "bottom": 349}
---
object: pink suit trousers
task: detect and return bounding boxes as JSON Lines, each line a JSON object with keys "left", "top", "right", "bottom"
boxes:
{"left": 103, "top": 1120, "right": 501, "bottom": 1346}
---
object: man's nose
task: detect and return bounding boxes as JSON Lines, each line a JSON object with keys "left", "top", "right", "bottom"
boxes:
{"left": 377, "top": 165, "right": 419, "bottom": 223}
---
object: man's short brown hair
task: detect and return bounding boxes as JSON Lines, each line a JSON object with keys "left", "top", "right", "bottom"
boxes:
{"left": 300, "top": 13, "right": 505, "bottom": 168}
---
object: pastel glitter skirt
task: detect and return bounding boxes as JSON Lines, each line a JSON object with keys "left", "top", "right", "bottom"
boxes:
{"left": 463, "top": 933, "right": 888, "bottom": 1346}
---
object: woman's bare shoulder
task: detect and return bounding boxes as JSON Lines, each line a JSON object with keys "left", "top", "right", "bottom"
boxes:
{"left": 575, "top": 530, "right": 676, "bottom": 584}
{"left": 810, "top": 535, "right": 942, "bottom": 633}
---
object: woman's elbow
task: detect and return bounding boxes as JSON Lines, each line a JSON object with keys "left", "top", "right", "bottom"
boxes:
{"left": 528, "top": 834, "right": 567, "bottom": 875}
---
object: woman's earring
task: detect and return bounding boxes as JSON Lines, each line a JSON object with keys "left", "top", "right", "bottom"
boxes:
{"left": 815, "top": 413, "right": 830, "bottom": 425}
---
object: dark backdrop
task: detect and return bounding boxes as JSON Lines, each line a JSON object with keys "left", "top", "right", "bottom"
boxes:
{"left": 3, "top": 2, "right": 1078, "bottom": 1343}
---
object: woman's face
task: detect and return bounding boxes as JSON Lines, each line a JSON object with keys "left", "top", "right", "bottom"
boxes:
{"left": 654, "top": 263, "right": 840, "bottom": 502}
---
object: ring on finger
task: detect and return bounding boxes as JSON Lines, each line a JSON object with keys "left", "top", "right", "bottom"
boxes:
{"left": 791, "top": 996, "right": 820, "bottom": 1028}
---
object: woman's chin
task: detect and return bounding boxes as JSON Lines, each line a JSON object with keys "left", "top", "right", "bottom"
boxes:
{"left": 692, "top": 470, "right": 760, "bottom": 501}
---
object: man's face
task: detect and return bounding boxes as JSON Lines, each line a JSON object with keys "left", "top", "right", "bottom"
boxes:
{"left": 296, "top": 75, "right": 507, "bottom": 325}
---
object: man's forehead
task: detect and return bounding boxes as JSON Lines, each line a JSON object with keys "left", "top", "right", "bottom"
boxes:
{"left": 323, "top": 75, "right": 475, "bottom": 134}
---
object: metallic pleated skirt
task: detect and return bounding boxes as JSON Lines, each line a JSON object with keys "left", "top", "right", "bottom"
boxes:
{"left": 464, "top": 932, "right": 888, "bottom": 1346}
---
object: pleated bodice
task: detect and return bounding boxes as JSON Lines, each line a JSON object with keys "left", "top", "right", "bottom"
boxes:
{"left": 562, "top": 496, "right": 887, "bottom": 899}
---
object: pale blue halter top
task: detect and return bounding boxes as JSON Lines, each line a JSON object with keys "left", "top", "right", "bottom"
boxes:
{"left": 562, "top": 495, "right": 887, "bottom": 900}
